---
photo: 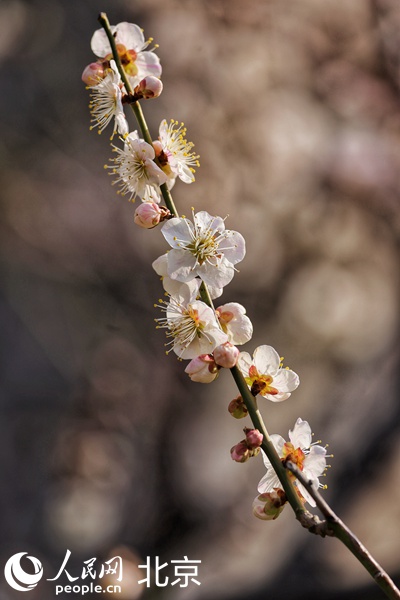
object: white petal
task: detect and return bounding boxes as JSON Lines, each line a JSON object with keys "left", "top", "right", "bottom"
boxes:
{"left": 197, "top": 257, "right": 234, "bottom": 288}
{"left": 152, "top": 253, "right": 168, "bottom": 277}
{"left": 162, "top": 217, "right": 194, "bottom": 248}
{"left": 115, "top": 112, "right": 129, "bottom": 137}
{"left": 273, "top": 369, "right": 300, "bottom": 394}
{"left": 261, "top": 435, "right": 285, "bottom": 469}
{"left": 167, "top": 249, "right": 197, "bottom": 282}
{"left": 194, "top": 211, "right": 225, "bottom": 235}
{"left": 131, "top": 138, "right": 155, "bottom": 160}
{"left": 289, "top": 418, "right": 312, "bottom": 449}
{"left": 296, "top": 482, "right": 316, "bottom": 508}
{"left": 144, "top": 158, "right": 168, "bottom": 185}
{"left": 218, "top": 302, "right": 246, "bottom": 317}
{"left": 91, "top": 27, "right": 116, "bottom": 57}
{"left": 253, "top": 345, "right": 280, "bottom": 376}
{"left": 225, "top": 314, "right": 253, "bottom": 345}
{"left": 257, "top": 470, "right": 281, "bottom": 494}
{"left": 304, "top": 445, "right": 327, "bottom": 479}
{"left": 207, "top": 284, "right": 223, "bottom": 300}
{"left": 237, "top": 352, "right": 252, "bottom": 378}
{"left": 115, "top": 22, "right": 145, "bottom": 51}
{"left": 136, "top": 51, "right": 162, "bottom": 78}
{"left": 263, "top": 391, "right": 291, "bottom": 403}
{"left": 176, "top": 162, "right": 195, "bottom": 184}
{"left": 218, "top": 230, "right": 246, "bottom": 264}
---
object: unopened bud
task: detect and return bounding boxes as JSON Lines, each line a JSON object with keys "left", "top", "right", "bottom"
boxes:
{"left": 136, "top": 76, "right": 163, "bottom": 99}
{"left": 244, "top": 428, "right": 263, "bottom": 449}
{"left": 82, "top": 62, "right": 104, "bottom": 86}
{"left": 185, "top": 354, "right": 218, "bottom": 383}
{"left": 213, "top": 342, "right": 239, "bottom": 368}
{"left": 228, "top": 395, "right": 248, "bottom": 419}
{"left": 252, "top": 490, "right": 287, "bottom": 521}
{"left": 134, "top": 202, "right": 163, "bottom": 229}
{"left": 230, "top": 440, "right": 250, "bottom": 463}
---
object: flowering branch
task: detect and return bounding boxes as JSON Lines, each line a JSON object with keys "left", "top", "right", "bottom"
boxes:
{"left": 286, "top": 461, "right": 400, "bottom": 600}
{"left": 83, "top": 12, "right": 400, "bottom": 600}
{"left": 97, "top": 12, "right": 178, "bottom": 218}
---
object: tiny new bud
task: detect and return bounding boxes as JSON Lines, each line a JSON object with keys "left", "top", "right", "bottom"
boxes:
{"left": 252, "top": 490, "right": 287, "bottom": 521}
{"left": 185, "top": 354, "right": 218, "bottom": 383}
{"left": 230, "top": 440, "right": 250, "bottom": 463}
{"left": 228, "top": 395, "right": 248, "bottom": 419}
{"left": 134, "top": 203, "right": 163, "bottom": 229}
{"left": 213, "top": 342, "right": 239, "bottom": 369}
{"left": 82, "top": 62, "right": 104, "bottom": 86}
{"left": 136, "top": 76, "right": 163, "bottom": 99}
{"left": 245, "top": 428, "right": 263, "bottom": 449}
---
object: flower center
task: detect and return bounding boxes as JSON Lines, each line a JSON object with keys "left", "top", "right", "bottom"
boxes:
{"left": 106, "top": 45, "right": 139, "bottom": 77}
{"left": 282, "top": 443, "right": 305, "bottom": 470}
{"left": 246, "top": 366, "right": 279, "bottom": 397}
{"left": 187, "top": 233, "right": 219, "bottom": 265}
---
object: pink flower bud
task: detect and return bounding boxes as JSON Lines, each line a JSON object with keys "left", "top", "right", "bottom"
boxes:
{"left": 185, "top": 355, "right": 218, "bottom": 383}
{"left": 82, "top": 62, "right": 104, "bottom": 86}
{"left": 244, "top": 428, "right": 263, "bottom": 449}
{"left": 134, "top": 203, "right": 163, "bottom": 229}
{"left": 228, "top": 395, "right": 248, "bottom": 419}
{"left": 252, "top": 490, "right": 287, "bottom": 521}
{"left": 136, "top": 76, "right": 163, "bottom": 99}
{"left": 230, "top": 440, "right": 250, "bottom": 463}
{"left": 213, "top": 342, "right": 239, "bottom": 369}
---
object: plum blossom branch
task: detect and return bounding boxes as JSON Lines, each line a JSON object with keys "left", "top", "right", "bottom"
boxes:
{"left": 88, "top": 13, "right": 400, "bottom": 600}
{"left": 97, "top": 12, "right": 178, "bottom": 218}
{"left": 286, "top": 460, "right": 400, "bottom": 600}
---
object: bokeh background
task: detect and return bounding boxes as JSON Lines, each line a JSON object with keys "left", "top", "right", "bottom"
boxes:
{"left": 0, "top": 0, "right": 399, "bottom": 599}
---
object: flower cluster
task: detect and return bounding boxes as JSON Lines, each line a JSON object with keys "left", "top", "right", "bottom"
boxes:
{"left": 83, "top": 16, "right": 331, "bottom": 524}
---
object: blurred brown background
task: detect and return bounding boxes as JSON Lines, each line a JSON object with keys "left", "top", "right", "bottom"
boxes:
{"left": 0, "top": 0, "right": 399, "bottom": 599}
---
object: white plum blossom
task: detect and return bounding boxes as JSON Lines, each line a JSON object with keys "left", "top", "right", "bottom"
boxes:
{"left": 91, "top": 22, "right": 162, "bottom": 88}
{"left": 155, "top": 119, "right": 200, "bottom": 184}
{"left": 258, "top": 418, "right": 328, "bottom": 508}
{"left": 161, "top": 210, "right": 246, "bottom": 289}
{"left": 152, "top": 253, "right": 223, "bottom": 299}
{"left": 238, "top": 345, "right": 299, "bottom": 401}
{"left": 216, "top": 302, "right": 253, "bottom": 345}
{"left": 155, "top": 282, "right": 228, "bottom": 359}
{"left": 108, "top": 132, "right": 168, "bottom": 202}
{"left": 89, "top": 60, "right": 128, "bottom": 138}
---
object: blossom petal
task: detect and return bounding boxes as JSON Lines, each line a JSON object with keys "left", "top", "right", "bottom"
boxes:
{"left": 196, "top": 257, "right": 234, "bottom": 288}
{"left": 253, "top": 345, "right": 280, "bottom": 376}
{"left": 273, "top": 368, "right": 300, "bottom": 394}
{"left": 91, "top": 27, "right": 116, "bottom": 58}
{"left": 261, "top": 435, "right": 285, "bottom": 470}
{"left": 194, "top": 211, "right": 225, "bottom": 235}
{"left": 296, "top": 482, "right": 316, "bottom": 508}
{"left": 237, "top": 352, "right": 252, "bottom": 378}
{"left": 218, "top": 230, "right": 246, "bottom": 264}
{"left": 166, "top": 248, "right": 197, "bottom": 282}
{"left": 136, "top": 51, "right": 162, "bottom": 78}
{"left": 257, "top": 470, "right": 281, "bottom": 494}
{"left": 289, "top": 418, "right": 312, "bottom": 449}
{"left": 114, "top": 22, "right": 145, "bottom": 51}
{"left": 304, "top": 445, "right": 327, "bottom": 479}
{"left": 162, "top": 217, "right": 194, "bottom": 248}
{"left": 262, "top": 391, "right": 291, "bottom": 403}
